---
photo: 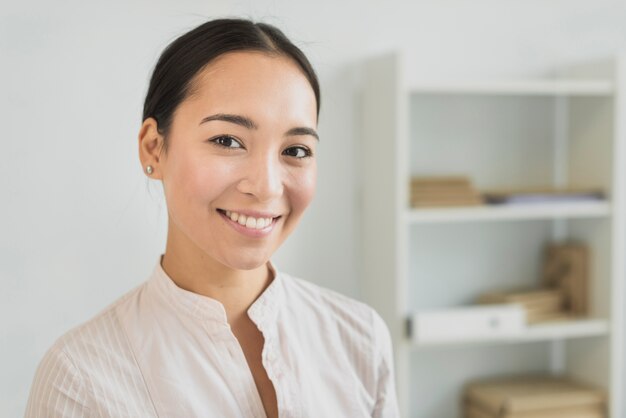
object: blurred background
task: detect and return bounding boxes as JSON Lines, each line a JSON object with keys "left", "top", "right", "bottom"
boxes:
{"left": 4, "top": 1, "right": 626, "bottom": 417}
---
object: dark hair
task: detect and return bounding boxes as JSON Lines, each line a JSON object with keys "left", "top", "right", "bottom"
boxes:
{"left": 142, "top": 18, "right": 321, "bottom": 155}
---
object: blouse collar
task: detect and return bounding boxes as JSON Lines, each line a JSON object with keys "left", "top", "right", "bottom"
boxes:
{"left": 147, "top": 254, "right": 284, "bottom": 330}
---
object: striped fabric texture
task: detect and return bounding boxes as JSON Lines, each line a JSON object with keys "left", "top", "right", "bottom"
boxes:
{"left": 25, "top": 256, "right": 399, "bottom": 417}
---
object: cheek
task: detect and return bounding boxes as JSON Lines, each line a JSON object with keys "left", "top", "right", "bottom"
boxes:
{"left": 288, "top": 163, "right": 317, "bottom": 214}
{"left": 167, "top": 152, "right": 237, "bottom": 209}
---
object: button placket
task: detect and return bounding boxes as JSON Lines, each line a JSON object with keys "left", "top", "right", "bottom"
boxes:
{"left": 225, "top": 326, "right": 266, "bottom": 418}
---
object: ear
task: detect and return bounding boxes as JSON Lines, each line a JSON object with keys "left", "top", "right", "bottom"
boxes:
{"left": 138, "top": 117, "right": 165, "bottom": 180}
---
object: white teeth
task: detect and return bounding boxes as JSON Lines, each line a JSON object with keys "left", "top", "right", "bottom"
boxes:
{"left": 256, "top": 217, "right": 272, "bottom": 229}
{"left": 222, "top": 210, "right": 274, "bottom": 230}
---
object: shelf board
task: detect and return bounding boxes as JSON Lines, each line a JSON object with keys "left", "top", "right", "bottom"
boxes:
{"left": 406, "top": 201, "right": 611, "bottom": 224}
{"left": 410, "top": 79, "right": 614, "bottom": 96}
{"left": 413, "top": 318, "right": 610, "bottom": 348}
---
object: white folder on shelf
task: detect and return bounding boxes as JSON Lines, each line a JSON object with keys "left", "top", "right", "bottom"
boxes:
{"left": 411, "top": 304, "right": 525, "bottom": 345}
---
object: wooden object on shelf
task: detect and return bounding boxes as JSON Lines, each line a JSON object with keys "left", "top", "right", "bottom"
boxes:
{"left": 478, "top": 289, "right": 564, "bottom": 310}
{"left": 476, "top": 241, "right": 590, "bottom": 324}
{"left": 477, "top": 289, "right": 567, "bottom": 324}
{"left": 464, "top": 402, "right": 604, "bottom": 418}
{"left": 523, "top": 311, "right": 572, "bottom": 325}
{"left": 410, "top": 175, "right": 484, "bottom": 208}
{"left": 543, "top": 243, "right": 589, "bottom": 316}
{"left": 463, "top": 375, "right": 607, "bottom": 418}
{"left": 411, "top": 176, "right": 472, "bottom": 187}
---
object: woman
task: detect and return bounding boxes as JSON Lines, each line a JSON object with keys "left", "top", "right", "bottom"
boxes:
{"left": 25, "top": 18, "right": 399, "bottom": 418}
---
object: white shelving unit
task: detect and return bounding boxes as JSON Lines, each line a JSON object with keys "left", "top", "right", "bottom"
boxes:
{"left": 360, "top": 53, "right": 626, "bottom": 418}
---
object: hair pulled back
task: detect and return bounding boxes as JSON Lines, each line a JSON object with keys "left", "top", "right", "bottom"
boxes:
{"left": 142, "top": 18, "right": 321, "bottom": 155}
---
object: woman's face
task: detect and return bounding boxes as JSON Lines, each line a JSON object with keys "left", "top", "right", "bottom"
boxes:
{"left": 153, "top": 51, "right": 318, "bottom": 270}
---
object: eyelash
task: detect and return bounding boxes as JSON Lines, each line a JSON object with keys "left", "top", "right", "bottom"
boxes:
{"left": 284, "top": 146, "right": 313, "bottom": 159}
{"left": 209, "top": 135, "right": 313, "bottom": 159}
{"left": 210, "top": 135, "right": 243, "bottom": 149}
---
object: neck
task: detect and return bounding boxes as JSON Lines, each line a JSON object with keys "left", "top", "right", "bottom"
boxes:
{"left": 160, "top": 238, "right": 273, "bottom": 324}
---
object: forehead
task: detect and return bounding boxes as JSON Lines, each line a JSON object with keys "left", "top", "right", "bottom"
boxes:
{"left": 182, "top": 51, "right": 317, "bottom": 123}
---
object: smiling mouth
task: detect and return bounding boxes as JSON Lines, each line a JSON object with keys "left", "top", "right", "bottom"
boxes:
{"left": 217, "top": 209, "right": 281, "bottom": 230}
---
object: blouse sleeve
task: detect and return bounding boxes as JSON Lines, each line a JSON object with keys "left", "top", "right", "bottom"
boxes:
{"left": 24, "top": 342, "right": 91, "bottom": 418}
{"left": 371, "top": 310, "right": 400, "bottom": 418}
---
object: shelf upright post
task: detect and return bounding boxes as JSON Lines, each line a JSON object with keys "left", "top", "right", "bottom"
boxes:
{"left": 361, "top": 52, "right": 410, "bottom": 418}
{"left": 549, "top": 92, "right": 570, "bottom": 375}
{"left": 609, "top": 54, "right": 626, "bottom": 418}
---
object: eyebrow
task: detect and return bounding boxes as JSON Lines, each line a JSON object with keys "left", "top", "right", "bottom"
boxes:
{"left": 285, "top": 126, "right": 319, "bottom": 141}
{"left": 199, "top": 113, "right": 319, "bottom": 141}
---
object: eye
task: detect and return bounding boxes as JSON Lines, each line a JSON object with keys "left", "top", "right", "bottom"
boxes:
{"left": 283, "top": 146, "right": 312, "bottom": 159}
{"left": 209, "top": 135, "right": 244, "bottom": 149}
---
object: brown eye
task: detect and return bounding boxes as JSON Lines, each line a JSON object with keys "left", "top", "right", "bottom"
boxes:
{"left": 283, "top": 146, "right": 311, "bottom": 159}
{"left": 210, "top": 135, "right": 243, "bottom": 149}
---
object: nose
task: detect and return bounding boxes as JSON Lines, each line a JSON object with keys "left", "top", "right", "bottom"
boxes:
{"left": 236, "top": 153, "right": 284, "bottom": 202}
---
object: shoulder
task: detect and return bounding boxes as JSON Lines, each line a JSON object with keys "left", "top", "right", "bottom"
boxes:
{"left": 25, "top": 337, "right": 91, "bottom": 417}
{"left": 278, "top": 271, "right": 393, "bottom": 359}
{"left": 33, "top": 282, "right": 148, "bottom": 388}
{"left": 26, "top": 282, "right": 156, "bottom": 417}
{"left": 281, "top": 271, "right": 376, "bottom": 331}
{"left": 25, "top": 283, "right": 148, "bottom": 417}
{"left": 55, "top": 282, "right": 147, "bottom": 360}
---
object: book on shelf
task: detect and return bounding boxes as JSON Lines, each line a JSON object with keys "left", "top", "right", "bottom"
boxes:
{"left": 410, "top": 175, "right": 472, "bottom": 187}
{"left": 523, "top": 311, "right": 574, "bottom": 325}
{"left": 476, "top": 242, "right": 590, "bottom": 324}
{"left": 478, "top": 289, "right": 564, "bottom": 308}
{"left": 463, "top": 375, "right": 607, "bottom": 418}
{"left": 464, "top": 402, "right": 605, "bottom": 418}
{"left": 543, "top": 243, "right": 589, "bottom": 316}
{"left": 410, "top": 197, "right": 484, "bottom": 207}
{"left": 476, "top": 289, "right": 570, "bottom": 324}
{"left": 410, "top": 175, "right": 484, "bottom": 208}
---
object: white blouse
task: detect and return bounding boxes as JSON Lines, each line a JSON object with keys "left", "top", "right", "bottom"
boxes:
{"left": 25, "top": 256, "right": 399, "bottom": 417}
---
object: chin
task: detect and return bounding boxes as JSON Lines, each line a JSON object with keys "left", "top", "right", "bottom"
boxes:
{"left": 219, "top": 251, "right": 271, "bottom": 271}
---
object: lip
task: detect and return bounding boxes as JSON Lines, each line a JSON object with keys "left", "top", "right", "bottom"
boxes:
{"left": 217, "top": 209, "right": 280, "bottom": 238}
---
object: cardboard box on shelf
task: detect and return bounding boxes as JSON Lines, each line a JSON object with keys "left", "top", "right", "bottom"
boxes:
{"left": 463, "top": 375, "right": 607, "bottom": 418}
{"left": 464, "top": 402, "right": 605, "bottom": 418}
{"left": 410, "top": 175, "right": 484, "bottom": 208}
{"left": 476, "top": 241, "right": 591, "bottom": 325}
{"left": 543, "top": 243, "right": 589, "bottom": 316}
{"left": 478, "top": 289, "right": 564, "bottom": 309}
{"left": 477, "top": 289, "right": 566, "bottom": 325}
{"left": 410, "top": 176, "right": 473, "bottom": 187}
{"left": 410, "top": 197, "right": 484, "bottom": 208}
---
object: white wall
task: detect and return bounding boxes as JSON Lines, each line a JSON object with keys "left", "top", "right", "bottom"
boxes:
{"left": 3, "top": 0, "right": 626, "bottom": 416}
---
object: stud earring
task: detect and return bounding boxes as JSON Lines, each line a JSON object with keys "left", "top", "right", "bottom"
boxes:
{"left": 146, "top": 165, "right": 153, "bottom": 175}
